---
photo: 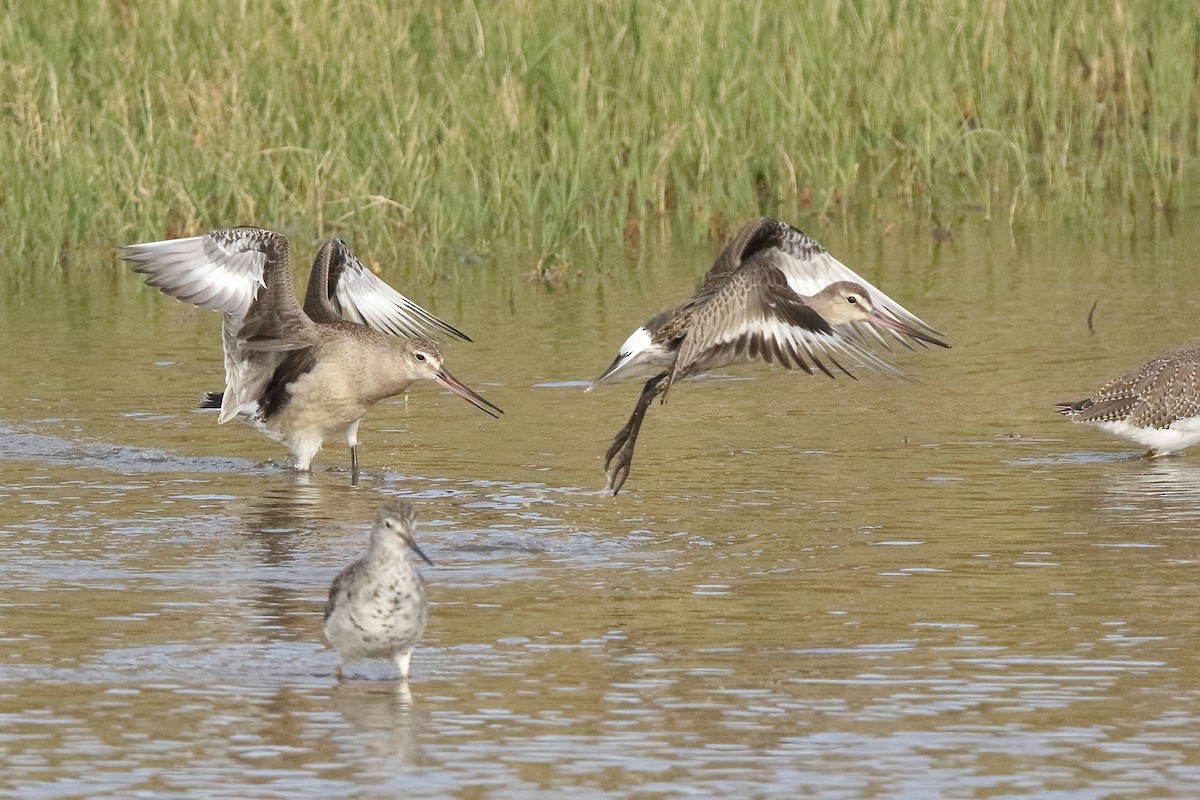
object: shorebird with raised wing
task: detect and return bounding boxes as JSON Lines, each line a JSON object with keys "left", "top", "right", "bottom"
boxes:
{"left": 121, "top": 228, "right": 501, "bottom": 478}
{"left": 325, "top": 498, "right": 430, "bottom": 680}
{"left": 1058, "top": 346, "right": 1200, "bottom": 457}
{"left": 588, "top": 217, "right": 949, "bottom": 494}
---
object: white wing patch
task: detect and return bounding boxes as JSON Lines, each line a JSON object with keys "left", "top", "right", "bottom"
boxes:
{"left": 700, "top": 314, "right": 901, "bottom": 378}
{"left": 333, "top": 253, "right": 468, "bottom": 341}
{"left": 122, "top": 229, "right": 287, "bottom": 424}
{"left": 121, "top": 231, "right": 269, "bottom": 319}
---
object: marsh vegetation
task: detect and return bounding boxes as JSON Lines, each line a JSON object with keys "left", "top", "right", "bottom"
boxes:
{"left": 3, "top": 0, "right": 1197, "bottom": 269}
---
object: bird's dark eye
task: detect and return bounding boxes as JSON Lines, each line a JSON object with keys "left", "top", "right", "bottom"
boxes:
{"left": 847, "top": 295, "right": 858, "bottom": 304}
{"left": 415, "top": 353, "right": 427, "bottom": 362}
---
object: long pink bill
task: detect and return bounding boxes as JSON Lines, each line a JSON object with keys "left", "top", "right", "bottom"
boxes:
{"left": 434, "top": 367, "right": 504, "bottom": 418}
{"left": 867, "top": 309, "right": 950, "bottom": 349}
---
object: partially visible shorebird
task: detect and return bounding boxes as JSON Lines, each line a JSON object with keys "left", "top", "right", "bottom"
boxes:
{"left": 1057, "top": 345, "right": 1200, "bottom": 456}
{"left": 588, "top": 217, "right": 950, "bottom": 494}
{"left": 121, "top": 228, "right": 502, "bottom": 478}
{"left": 324, "top": 498, "right": 431, "bottom": 681}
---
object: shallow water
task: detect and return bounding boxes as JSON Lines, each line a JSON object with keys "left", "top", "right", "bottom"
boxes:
{"left": 4, "top": 217, "right": 1200, "bottom": 797}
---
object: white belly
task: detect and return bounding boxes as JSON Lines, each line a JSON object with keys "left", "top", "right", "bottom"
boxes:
{"left": 324, "top": 574, "right": 427, "bottom": 661}
{"left": 268, "top": 359, "right": 377, "bottom": 468}
{"left": 1094, "top": 417, "right": 1200, "bottom": 454}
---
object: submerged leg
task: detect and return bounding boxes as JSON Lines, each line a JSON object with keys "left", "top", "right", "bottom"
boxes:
{"left": 604, "top": 374, "right": 667, "bottom": 495}
{"left": 395, "top": 648, "right": 414, "bottom": 681}
{"left": 346, "top": 420, "right": 362, "bottom": 484}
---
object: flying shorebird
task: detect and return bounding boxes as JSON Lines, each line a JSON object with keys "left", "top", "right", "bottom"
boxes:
{"left": 1057, "top": 345, "right": 1200, "bottom": 456}
{"left": 324, "top": 498, "right": 431, "bottom": 681}
{"left": 588, "top": 217, "right": 950, "bottom": 494}
{"left": 121, "top": 228, "right": 502, "bottom": 478}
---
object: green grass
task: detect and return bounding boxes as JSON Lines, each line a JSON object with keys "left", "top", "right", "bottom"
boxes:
{"left": 1, "top": 0, "right": 1198, "bottom": 271}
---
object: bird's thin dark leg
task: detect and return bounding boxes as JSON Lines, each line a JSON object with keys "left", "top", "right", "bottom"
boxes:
{"left": 349, "top": 445, "right": 359, "bottom": 485}
{"left": 604, "top": 374, "right": 667, "bottom": 495}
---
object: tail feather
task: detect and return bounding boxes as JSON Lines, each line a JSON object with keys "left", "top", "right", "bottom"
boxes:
{"left": 1056, "top": 398, "right": 1092, "bottom": 417}
{"left": 197, "top": 391, "right": 224, "bottom": 410}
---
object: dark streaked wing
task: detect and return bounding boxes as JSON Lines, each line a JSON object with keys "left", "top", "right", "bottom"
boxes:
{"left": 325, "top": 560, "right": 361, "bottom": 621}
{"left": 120, "top": 228, "right": 275, "bottom": 319}
{"left": 327, "top": 247, "right": 471, "bottom": 342}
{"left": 672, "top": 259, "right": 900, "bottom": 384}
{"left": 695, "top": 217, "right": 819, "bottom": 293}
{"left": 1066, "top": 348, "right": 1200, "bottom": 427}
{"left": 1155, "top": 357, "right": 1200, "bottom": 426}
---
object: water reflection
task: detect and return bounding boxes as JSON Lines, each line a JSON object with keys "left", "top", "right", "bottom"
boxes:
{"left": 1099, "top": 459, "right": 1200, "bottom": 525}
{"left": 244, "top": 474, "right": 331, "bottom": 537}
{"left": 330, "top": 681, "right": 428, "bottom": 765}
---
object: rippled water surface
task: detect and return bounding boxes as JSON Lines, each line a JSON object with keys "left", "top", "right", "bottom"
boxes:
{"left": 4, "top": 218, "right": 1200, "bottom": 798}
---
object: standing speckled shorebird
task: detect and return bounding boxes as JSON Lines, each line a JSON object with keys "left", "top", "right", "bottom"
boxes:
{"left": 589, "top": 217, "right": 949, "bottom": 494}
{"left": 121, "top": 229, "right": 502, "bottom": 478}
{"left": 324, "top": 498, "right": 431, "bottom": 680}
{"left": 1057, "top": 345, "right": 1200, "bottom": 456}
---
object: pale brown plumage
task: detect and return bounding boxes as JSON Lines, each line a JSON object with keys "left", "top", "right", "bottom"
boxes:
{"left": 122, "top": 228, "right": 501, "bottom": 477}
